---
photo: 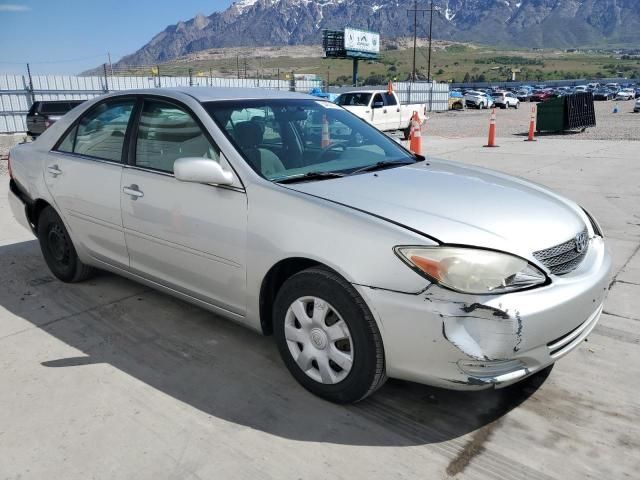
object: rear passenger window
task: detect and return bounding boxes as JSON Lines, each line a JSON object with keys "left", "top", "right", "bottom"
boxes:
{"left": 41, "top": 103, "right": 67, "bottom": 115}
{"left": 383, "top": 93, "right": 398, "bottom": 106}
{"left": 72, "top": 100, "right": 135, "bottom": 162}
{"left": 135, "top": 100, "right": 219, "bottom": 173}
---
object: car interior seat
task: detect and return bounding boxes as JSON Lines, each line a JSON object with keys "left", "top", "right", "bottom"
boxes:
{"left": 233, "top": 121, "right": 286, "bottom": 177}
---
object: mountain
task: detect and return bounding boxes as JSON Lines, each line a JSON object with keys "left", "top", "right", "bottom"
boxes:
{"left": 115, "top": 0, "right": 640, "bottom": 66}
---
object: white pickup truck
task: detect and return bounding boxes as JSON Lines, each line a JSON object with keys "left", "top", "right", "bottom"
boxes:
{"left": 335, "top": 90, "right": 425, "bottom": 138}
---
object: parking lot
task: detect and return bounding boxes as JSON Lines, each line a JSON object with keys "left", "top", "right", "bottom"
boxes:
{"left": 428, "top": 99, "right": 639, "bottom": 141}
{"left": 1, "top": 129, "right": 638, "bottom": 479}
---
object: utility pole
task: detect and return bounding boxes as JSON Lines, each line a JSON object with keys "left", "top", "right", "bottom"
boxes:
{"left": 107, "top": 52, "right": 114, "bottom": 78}
{"left": 326, "top": 66, "right": 330, "bottom": 93}
{"left": 427, "top": 0, "right": 437, "bottom": 82}
{"left": 236, "top": 55, "right": 240, "bottom": 79}
{"left": 407, "top": 0, "right": 427, "bottom": 81}
{"left": 26, "top": 63, "right": 35, "bottom": 105}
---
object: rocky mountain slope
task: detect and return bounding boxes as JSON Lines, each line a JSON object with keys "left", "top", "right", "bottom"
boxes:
{"left": 115, "top": 0, "right": 640, "bottom": 66}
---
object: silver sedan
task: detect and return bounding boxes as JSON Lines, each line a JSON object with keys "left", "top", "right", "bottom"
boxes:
{"left": 8, "top": 88, "right": 611, "bottom": 403}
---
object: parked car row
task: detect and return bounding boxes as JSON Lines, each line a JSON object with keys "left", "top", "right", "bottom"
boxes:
{"left": 452, "top": 82, "right": 640, "bottom": 105}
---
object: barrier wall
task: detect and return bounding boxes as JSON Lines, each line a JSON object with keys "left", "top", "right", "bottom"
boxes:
{"left": 0, "top": 74, "right": 321, "bottom": 133}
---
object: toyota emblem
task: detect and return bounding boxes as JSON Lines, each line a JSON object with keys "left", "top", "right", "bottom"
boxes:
{"left": 575, "top": 232, "right": 588, "bottom": 253}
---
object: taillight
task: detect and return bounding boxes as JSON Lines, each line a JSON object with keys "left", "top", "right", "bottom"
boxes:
{"left": 7, "top": 151, "right": 12, "bottom": 180}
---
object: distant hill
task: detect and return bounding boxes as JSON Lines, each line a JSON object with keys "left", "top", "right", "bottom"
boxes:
{"left": 114, "top": 0, "right": 640, "bottom": 67}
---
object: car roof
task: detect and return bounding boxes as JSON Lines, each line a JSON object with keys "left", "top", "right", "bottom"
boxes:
{"left": 104, "top": 87, "right": 313, "bottom": 103}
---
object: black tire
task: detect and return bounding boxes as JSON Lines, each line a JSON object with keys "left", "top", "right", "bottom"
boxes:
{"left": 402, "top": 126, "right": 411, "bottom": 140}
{"left": 515, "top": 101, "right": 520, "bottom": 109}
{"left": 37, "top": 206, "right": 94, "bottom": 283}
{"left": 273, "top": 267, "right": 386, "bottom": 403}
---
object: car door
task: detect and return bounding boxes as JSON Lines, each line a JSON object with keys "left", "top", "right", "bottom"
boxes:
{"left": 382, "top": 92, "right": 401, "bottom": 131}
{"left": 120, "top": 97, "right": 247, "bottom": 315}
{"left": 370, "top": 93, "right": 387, "bottom": 130}
{"left": 44, "top": 98, "right": 136, "bottom": 268}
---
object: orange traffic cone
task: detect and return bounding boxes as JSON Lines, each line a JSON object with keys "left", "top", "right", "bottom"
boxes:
{"left": 409, "top": 111, "right": 423, "bottom": 155}
{"left": 484, "top": 108, "right": 498, "bottom": 147}
{"left": 321, "top": 114, "right": 330, "bottom": 148}
{"left": 525, "top": 105, "right": 537, "bottom": 142}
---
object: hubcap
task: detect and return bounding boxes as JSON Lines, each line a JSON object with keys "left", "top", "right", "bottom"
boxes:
{"left": 284, "top": 296, "right": 354, "bottom": 385}
{"left": 47, "top": 225, "right": 70, "bottom": 265}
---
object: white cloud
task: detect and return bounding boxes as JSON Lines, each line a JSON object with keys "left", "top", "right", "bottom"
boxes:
{"left": 0, "top": 4, "right": 31, "bottom": 12}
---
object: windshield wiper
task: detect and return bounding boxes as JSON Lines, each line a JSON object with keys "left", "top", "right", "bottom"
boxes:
{"left": 347, "top": 159, "right": 417, "bottom": 177}
{"left": 274, "top": 171, "right": 346, "bottom": 184}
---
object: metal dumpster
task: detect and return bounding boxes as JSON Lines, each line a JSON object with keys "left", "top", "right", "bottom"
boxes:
{"left": 537, "top": 92, "right": 596, "bottom": 132}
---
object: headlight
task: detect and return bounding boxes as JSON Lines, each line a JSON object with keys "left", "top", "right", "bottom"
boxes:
{"left": 581, "top": 207, "right": 603, "bottom": 237}
{"left": 394, "top": 246, "right": 547, "bottom": 295}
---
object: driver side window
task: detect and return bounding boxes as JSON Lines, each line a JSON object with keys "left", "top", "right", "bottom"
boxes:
{"left": 135, "top": 100, "right": 220, "bottom": 174}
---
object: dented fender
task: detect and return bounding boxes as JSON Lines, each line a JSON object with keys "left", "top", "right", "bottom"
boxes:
{"left": 422, "top": 286, "right": 523, "bottom": 361}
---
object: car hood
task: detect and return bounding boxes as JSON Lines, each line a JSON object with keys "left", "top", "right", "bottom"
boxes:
{"left": 285, "top": 159, "right": 586, "bottom": 259}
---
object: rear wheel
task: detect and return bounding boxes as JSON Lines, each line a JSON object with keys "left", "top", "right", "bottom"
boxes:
{"left": 37, "top": 207, "right": 94, "bottom": 283}
{"left": 273, "top": 267, "right": 386, "bottom": 403}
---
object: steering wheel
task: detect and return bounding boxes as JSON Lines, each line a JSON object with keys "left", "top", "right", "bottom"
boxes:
{"left": 317, "top": 142, "right": 347, "bottom": 161}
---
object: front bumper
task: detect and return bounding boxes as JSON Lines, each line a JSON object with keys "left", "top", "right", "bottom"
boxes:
{"left": 355, "top": 236, "right": 611, "bottom": 390}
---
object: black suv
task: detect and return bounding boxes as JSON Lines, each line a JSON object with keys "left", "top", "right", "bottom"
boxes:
{"left": 26, "top": 100, "right": 85, "bottom": 136}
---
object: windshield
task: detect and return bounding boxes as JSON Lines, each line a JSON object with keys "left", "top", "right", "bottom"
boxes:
{"left": 335, "top": 93, "right": 372, "bottom": 107}
{"left": 204, "top": 99, "right": 415, "bottom": 182}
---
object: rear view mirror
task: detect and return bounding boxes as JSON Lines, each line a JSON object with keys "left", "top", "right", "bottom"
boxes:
{"left": 174, "top": 157, "right": 234, "bottom": 186}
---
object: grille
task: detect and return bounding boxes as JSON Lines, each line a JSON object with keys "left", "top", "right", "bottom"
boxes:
{"left": 533, "top": 228, "right": 588, "bottom": 275}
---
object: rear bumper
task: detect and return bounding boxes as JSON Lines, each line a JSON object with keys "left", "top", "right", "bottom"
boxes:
{"left": 355, "top": 236, "right": 611, "bottom": 390}
{"left": 8, "top": 179, "right": 34, "bottom": 233}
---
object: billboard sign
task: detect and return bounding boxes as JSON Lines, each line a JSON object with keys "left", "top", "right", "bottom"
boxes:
{"left": 344, "top": 28, "right": 380, "bottom": 55}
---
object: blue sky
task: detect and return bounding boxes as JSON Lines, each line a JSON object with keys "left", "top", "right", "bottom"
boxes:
{"left": 0, "top": 0, "right": 234, "bottom": 74}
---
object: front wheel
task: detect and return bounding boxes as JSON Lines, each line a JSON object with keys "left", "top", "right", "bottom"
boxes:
{"left": 402, "top": 126, "right": 411, "bottom": 140}
{"left": 514, "top": 101, "right": 520, "bottom": 109}
{"left": 273, "top": 267, "right": 386, "bottom": 403}
{"left": 37, "top": 206, "right": 95, "bottom": 283}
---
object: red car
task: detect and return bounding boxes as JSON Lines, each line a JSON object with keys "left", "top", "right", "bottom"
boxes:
{"left": 530, "top": 90, "right": 554, "bottom": 102}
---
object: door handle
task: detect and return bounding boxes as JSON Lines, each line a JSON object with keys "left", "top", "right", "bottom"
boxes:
{"left": 123, "top": 185, "right": 144, "bottom": 199}
{"left": 47, "top": 165, "right": 62, "bottom": 177}
{"left": 383, "top": 109, "right": 388, "bottom": 113}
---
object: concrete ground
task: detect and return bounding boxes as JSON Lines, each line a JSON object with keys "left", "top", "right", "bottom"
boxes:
{"left": 0, "top": 137, "right": 639, "bottom": 479}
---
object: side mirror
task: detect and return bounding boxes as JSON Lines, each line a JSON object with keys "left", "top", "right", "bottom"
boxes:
{"left": 372, "top": 101, "right": 384, "bottom": 109}
{"left": 174, "top": 157, "right": 234, "bottom": 186}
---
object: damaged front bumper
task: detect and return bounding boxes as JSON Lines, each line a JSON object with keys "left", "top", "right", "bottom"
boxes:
{"left": 354, "top": 236, "right": 611, "bottom": 390}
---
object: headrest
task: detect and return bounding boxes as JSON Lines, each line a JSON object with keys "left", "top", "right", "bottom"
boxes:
{"left": 233, "top": 121, "right": 263, "bottom": 149}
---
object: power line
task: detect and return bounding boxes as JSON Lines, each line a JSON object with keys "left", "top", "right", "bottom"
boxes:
{"left": 0, "top": 53, "right": 112, "bottom": 65}
{"left": 407, "top": 1, "right": 441, "bottom": 81}
{"left": 407, "top": 0, "right": 429, "bottom": 81}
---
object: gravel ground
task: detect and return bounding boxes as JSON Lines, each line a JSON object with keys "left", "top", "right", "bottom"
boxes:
{"left": 0, "top": 134, "right": 29, "bottom": 176}
{"left": 426, "top": 99, "right": 640, "bottom": 141}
